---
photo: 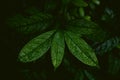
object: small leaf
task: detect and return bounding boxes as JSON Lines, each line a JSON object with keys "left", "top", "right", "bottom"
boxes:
{"left": 64, "top": 31, "right": 98, "bottom": 66}
{"left": 92, "top": 0, "right": 100, "bottom": 5}
{"left": 84, "top": 70, "right": 96, "bottom": 80}
{"left": 84, "top": 16, "right": 91, "bottom": 21}
{"left": 72, "top": 0, "right": 88, "bottom": 7}
{"left": 79, "top": 7, "right": 85, "bottom": 17}
{"left": 19, "top": 30, "right": 55, "bottom": 62}
{"left": 51, "top": 31, "right": 65, "bottom": 68}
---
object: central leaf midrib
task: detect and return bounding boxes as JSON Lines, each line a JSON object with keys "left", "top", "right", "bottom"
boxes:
{"left": 53, "top": 34, "right": 62, "bottom": 66}
{"left": 55, "top": 41, "right": 59, "bottom": 66}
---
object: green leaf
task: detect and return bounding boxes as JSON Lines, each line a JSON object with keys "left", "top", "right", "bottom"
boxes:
{"left": 67, "top": 19, "right": 108, "bottom": 42}
{"left": 84, "top": 16, "right": 91, "bottom": 21}
{"left": 67, "top": 19, "right": 98, "bottom": 35}
{"left": 92, "top": 0, "right": 100, "bottom": 5}
{"left": 64, "top": 31, "right": 98, "bottom": 66}
{"left": 51, "top": 31, "right": 65, "bottom": 68}
{"left": 19, "top": 30, "right": 55, "bottom": 62}
{"left": 7, "top": 11, "right": 52, "bottom": 35}
{"left": 72, "top": 0, "right": 88, "bottom": 7}
{"left": 79, "top": 7, "right": 85, "bottom": 17}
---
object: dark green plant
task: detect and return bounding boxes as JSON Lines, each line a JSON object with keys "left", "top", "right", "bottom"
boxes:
{"left": 7, "top": 0, "right": 120, "bottom": 80}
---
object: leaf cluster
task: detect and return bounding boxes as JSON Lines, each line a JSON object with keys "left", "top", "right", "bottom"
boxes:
{"left": 6, "top": 0, "right": 120, "bottom": 80}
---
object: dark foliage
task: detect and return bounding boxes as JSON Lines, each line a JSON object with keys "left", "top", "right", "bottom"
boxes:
{"left": 1, "top": 0, "right": 120, "bottom": 80}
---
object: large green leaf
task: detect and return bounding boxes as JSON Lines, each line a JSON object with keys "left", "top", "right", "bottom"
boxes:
{"left": 64, "top": 31, "right": 98, "bottom": 66}
{"left": 51, "top": 31, "right": 65, "bottom": 68}
{"left": 19, "top": 30, "right": 55, "bottom": 62}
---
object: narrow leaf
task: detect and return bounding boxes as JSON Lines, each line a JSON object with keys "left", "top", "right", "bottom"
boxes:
{"left": 51, "top": 31, "right": 65, "bottom": 68}
{"left": 64, "top": 31, "right": 98, "bottom": 66}
{"left": 19, "top": 30, "right": 55, "bottom": 62}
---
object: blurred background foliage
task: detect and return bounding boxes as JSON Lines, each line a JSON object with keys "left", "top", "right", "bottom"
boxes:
{"left": 0, "top": 0, "right": 120, "bottom": 80}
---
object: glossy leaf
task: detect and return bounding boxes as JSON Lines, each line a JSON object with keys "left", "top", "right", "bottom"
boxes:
{"left": 64, "top": 31, "right": 98, "bottom": 66}
{"left": 51, "top": 31, "right": 65, "bottom": 68}
{"left": 19, "top": 30, "right": 55, "bottom": 62}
